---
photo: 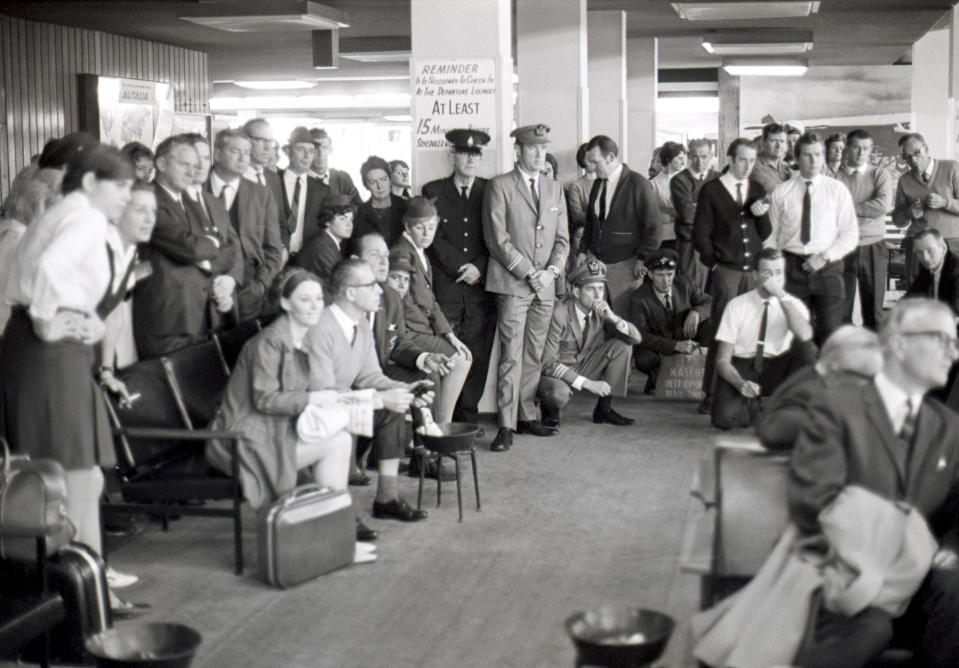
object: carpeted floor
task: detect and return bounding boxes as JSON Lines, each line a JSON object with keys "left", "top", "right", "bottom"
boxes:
{"left": 94, "top": 378, "right": 715, "bottom": 668}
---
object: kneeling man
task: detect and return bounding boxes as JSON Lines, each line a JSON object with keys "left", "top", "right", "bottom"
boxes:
{"left": 538, "top": 259, "right": 642, "bottom": 429}
{"left": 712, "top": 247, "right": 815, "bottom": 429}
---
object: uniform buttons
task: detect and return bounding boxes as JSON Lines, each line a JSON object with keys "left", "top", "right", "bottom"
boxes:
{"left": 464, "top": 232, "right": 468, "bottom": 237}
{"left": 536, "top": 225, "right": 543, "bottom": 230}
{"left": 463, "top": 218, "right": 468, "bottom": 223}
{"left": 740, "top": 223, "right": 747, "bottom": 230}
{"left": 463, "top": 248, "right": 468, "bottom": 252}
{"left": 743, "top": 265, "right": 750, "bottom": 271}
{"left": 536, "top": 243, "right": 542, "bottom": 248}
{"left": 744, "top": 251, "right": 750, "bottom": 258}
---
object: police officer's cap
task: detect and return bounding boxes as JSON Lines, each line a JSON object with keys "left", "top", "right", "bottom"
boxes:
{"left": 646, "top": 249, "right": 679, "bottom": 272}
{"left": 569, "top": 258, "right": 608, "bottom": 287}
{"left": 510, "top": 124, "right": 551, "bottom": 145}
{"left": 446, "top": 129, "right": 490, "bottom": 154}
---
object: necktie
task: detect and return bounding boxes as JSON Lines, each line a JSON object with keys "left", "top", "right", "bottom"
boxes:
{"left": 220, "top": 184, "right": 231, "bottom": 210}
{"left": 288, "top": 177, "right": 302, "bottom": 232}
{"left": 350, "top": 323, "right": 358, "bottom": 345}
{"left": 736, "top": 182, "right": 743, "bottom": 207}
{"left": 752, "top": 300, "right": 770, "bottom": 373}
{"left": 800, "top": 180, "right": 812, "bottom": 245}
{"left": 461, "top": 185, "right": 469, "bottom": 201}
{"left": 529, "top": 177, "right": 540, "bottom": 213}
{"left": 403, "top": 187, "right": 411, "bottom": 198}
{"left": 581, "top": 311, "right": 592, "bottom": 343}
{"left": 257, "top": 169, "right": 265, "bottom": 186}
{"left": 664, "top": 291, "right": 673, "bottom": 316}
{"left": 899, "top": 399, "right": 917, "bottom": 445}
{"left": 598, "top": 178, "right": 608, "bottom": 221}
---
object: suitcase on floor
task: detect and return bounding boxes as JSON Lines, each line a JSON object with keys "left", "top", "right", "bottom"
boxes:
{"left": 45, "top": 541, "right": 112, "bottom": 663}
{"left": 256, "top": 484, "right": 355, "bottom": 588}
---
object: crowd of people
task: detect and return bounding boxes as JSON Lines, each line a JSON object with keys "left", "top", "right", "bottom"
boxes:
{"left": 3, "top": 114, "right": 959, "bottom": 665}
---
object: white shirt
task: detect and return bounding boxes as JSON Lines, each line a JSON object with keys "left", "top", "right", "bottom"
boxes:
{"left": 210, "top": 170, "right": 241, "bottom": 211}
{"left": 402, "top": 231, "right": 430, "bottom": 274}
{"left": 328, "top": 303, "right": 359, "bottom": 344}
{"left": 873, "top": 371, "right": 923, "bottom": 434}
{"left": 243, "top": 164, "right": 267, "bottom": 186}
{"left": 453, "top": 174, "right": 475, "bottom": 199}
{"left": 720, "top": 172, "right": 750, "bottom": 204}
{"left": 714, "top": 288, "right": 810, "bottom": 358}
{"left": 6, "top": 191, "right": 113, "bottom": 322}
{"left": 283, "top": 170, "right": 309, "bottom": 253}
{"left": 767, "top": 173, "right": 859, "bottom": 261}
{"left": 593, "top": 162, "right": 624, "bottom": 219}
{"left": 309, "top": 170, "right": 330, "bottom": 185}
{"left": 517, "top": 165, "right": 540, "bottom": 199}
{"left": 158, "top": 182, "right": 183, "bottom": 206}
{"left": 845, "top": 163, "right": 868, "bottom": 176}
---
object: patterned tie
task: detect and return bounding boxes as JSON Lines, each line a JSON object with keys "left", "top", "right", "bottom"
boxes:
{"left": 801, "top": 181, "right": 813, "bottom": 245}
{"left": 752, "top": 300, "right": 770, "bottom": 373}
{"left": 529, "top": 177, "right": 540, "bottom": 213}
{"left": 736, "top": 182, "right": 743, "bottom": 207}
{"left": 900, "top": 398, "right": 917, "bottom": 445}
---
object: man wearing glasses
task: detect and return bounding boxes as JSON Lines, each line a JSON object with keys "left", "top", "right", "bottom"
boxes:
{"left": 788, "top": 297, "right": 959, "bottom": 668}
{"left": 241, "top": 118, "right": 281, "bottom": 194}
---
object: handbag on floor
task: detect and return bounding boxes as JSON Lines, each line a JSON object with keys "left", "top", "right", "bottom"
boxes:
{"left": 256, "top": 484, "right": 356, "bottom": 588}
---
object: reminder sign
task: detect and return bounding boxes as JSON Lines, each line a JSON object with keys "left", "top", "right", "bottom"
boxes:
{"left": 412, "top": 59, "right": 496, "bottom": 150}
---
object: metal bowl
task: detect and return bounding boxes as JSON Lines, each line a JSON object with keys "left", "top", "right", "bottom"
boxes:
{"left": 417, "top": 422, "right": 479, "bottom": 454}
{"left": 85, "top": 623, "right": 202, "bottom": 668}
{"left": 565, "top": 606, "right": 675, "bottom": 667}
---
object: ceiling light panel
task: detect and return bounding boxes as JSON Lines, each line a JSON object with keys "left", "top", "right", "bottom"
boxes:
{"left": 702, "top": 30, "right": 813, "bottom": 55}
{"left": 672, "top": 1, "right": 821, "bottom": 21}
{"left": 179, "top": 1, "right": 349, "bottom": 32}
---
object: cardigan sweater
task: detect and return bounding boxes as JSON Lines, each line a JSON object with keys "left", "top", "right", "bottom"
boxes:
{"left": 692, "top": 178, "right": 771, "bottom": 270}
{"left": 893, "top": 159, "right": 959, "bottom": 239}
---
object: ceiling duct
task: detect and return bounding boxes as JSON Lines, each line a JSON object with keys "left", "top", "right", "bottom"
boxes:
{"left": 179, "top": 1, "right": 349, "bottom": 32}
{"left": 672, "top": 1, "right": 821, "bottom": 21}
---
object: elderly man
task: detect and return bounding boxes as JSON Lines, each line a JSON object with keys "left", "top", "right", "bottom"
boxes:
{"left": 768, "top": 133, "right": 859, "bottom": 345}
{"left": 906, "top": 228, "right": 959, "bottom": 314}
{"left": 271, "top": 127, "right": 330, "bottom": 256}
{"left": 712, "top": 248, "right": 815, "bottom": 430}
{"left": 894, "top": 133, "right": 959, "bottom": 283}
{"left": 670, "top": 138, "right": 718, "bottom": 291}
{"left": 208, "top": 128, "right": 284, "bottom": 320}
{"left": 304, "top": 258, "right": 432, "bottom": 523}
{"left": 581, "top": 134, "right": 661, "bottom": 315}
{"left": 629, "top": 249, "right": 711, "bottom": 394}
{"left": 751, "top": 123, "right": 792, "bottom": 194}
{"left": 538, "top": 259, "right": 641, "bottom": 428}
{"left": 483, "top": 123, "right": 570, "bottom": 451}
{"left": 422, "top": 129, "right": 495, "bottom": 427}
{"left": 309, "top": 128, "right": 362, "bottom": 205}
{"left": 241, "top": 118, "right": 281, "bottom": 192}
{"left": 837, "top": 129, "right": 895, "bottom": 329}
{"left": 788, "top": 297, "right": 959, "bottom": 668}
{"left": 756, "top": 325, "right": 882, "bottom": 451}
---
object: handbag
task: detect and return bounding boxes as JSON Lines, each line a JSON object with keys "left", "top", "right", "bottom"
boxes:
{"left": 654, "top": 346, "right": 707, "bottom": 401}
{"left": 0, "top": 437, "right": 71, "bottom": 537}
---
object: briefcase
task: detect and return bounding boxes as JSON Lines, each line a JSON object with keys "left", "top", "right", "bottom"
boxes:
{"left": 256, "top": 484, "right": 356, "bottom": 588}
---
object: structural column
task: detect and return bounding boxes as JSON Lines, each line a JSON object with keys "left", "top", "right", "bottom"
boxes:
{"left": 588, "top": 10, "right": 628, "bottom": 157}
{"left": 626, "top": 37, "right": 657, "bottom": 175}
{"left": 516, "top": 0, "right": 588, "bottom": 182}
{"left": 717, "top": 68, "right": 741, "bottom": 159}
{"left": 912, "top": 26, "right": 951, "bottom": 157}
{"left": 410, "top": 0, "right": 513, "bottom": 188}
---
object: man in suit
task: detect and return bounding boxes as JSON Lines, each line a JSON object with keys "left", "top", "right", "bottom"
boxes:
{"left": 788, "top": 297, "right": 959, "bottom": 668}
{"left": 304, "top": 258, "right": 433, "bottom": 523}
{"left": 208, "top": 128, "right": 284, "bottom": 320}
{"left": 581, "top": 134, "right": 662, "bottom": 315}
{"left": 538, "top": 259, "right": 642, "bottom": 429}
{"left": 309, "top": 127, "right": 362, "bottom": 205}
{"left": 422, "top": 129, "right": 495, "bottom": 426}
{"left": 240, "top": 118, "right": 282, "bottom": 194}
{"left": 272, "top": 127, "right": 330, "bottom": 257}
{"left": 670, "top": 138, "right": 718, "bottom": 291}
{"left": 133, "top": 135, "right": 243, "bottom": 358}
{"left": 837, "top": 129, "right": 896, "bottom": 329}
{"left": 906, "top": 228, "right": 959, "bottom": 314}
{"left": 750, "top": 122, "right": 792, "bottom": 195}
{"left": 483, "top": 123, "right": 570, "bottom": 451}
{"left": 629, "top": 249, "right": 711, "bottom": 394}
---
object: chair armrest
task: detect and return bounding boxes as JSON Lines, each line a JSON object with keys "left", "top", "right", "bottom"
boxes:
{"left": 115, "top": 427, "right": 243, "bottom": 441}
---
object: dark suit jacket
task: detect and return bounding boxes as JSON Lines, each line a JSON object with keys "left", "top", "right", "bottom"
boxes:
{"left": 210, "top": 177, "right": 284, "bottom": 320}
{"left": 906, "top": 250, "right": 959, "bottom": 316}
{"left": 271, "top": 170, "right": 330, "bottom": 248}
{"left": 670, "top": 168, "right": 719, "bottom": 242}
{"left": 354, "top": 195, "right": 407, "bottom": 245}
{"left": 327, "top": 168, "right": 362, "bottom": 206}
{"left": 789, "top": 382, "right": 959, "bottom": 538}
{"left": 371, "top": 285, "right": 422, "bottom": 372}
{"left": 390, "top": 235, "right": 453, "bottom": 337}
{"left": 584, "top": 164, "right": 661, "bottom": 264}
{"left": 134, "top": 184, "right": 242, "bottom": 345}
{"left": 422, "top": 175, "right": 490, "bottom": 305}
{"left": 692, "top": 178, "right": 771, "bottom": 270}
{"left": 628, "top": 276, "right": 711, "bottom": 354}
{"left": 293, "top": 231, "right": 342, "bottom": 280}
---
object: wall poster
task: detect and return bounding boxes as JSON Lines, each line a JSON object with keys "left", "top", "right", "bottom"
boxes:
{"left": 78, "top": 74, "right": 175, "bottom": 149}
{"left": 412, "top": 58, "right": 496, "bottom": 150}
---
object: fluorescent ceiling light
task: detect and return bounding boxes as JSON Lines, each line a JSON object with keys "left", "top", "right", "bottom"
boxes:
{"left": 722, "top": 59, "right": 808, "bottom": 76}
{"left": 383, "top": 114, "right": 412, "bottom": 122}
{"left": 234, "top": 80, "right": 316, "bottom": 90}
{"left": 702, "top": 30, "right": 813, "bottom": 55}
{"left": 340, "top": 51, "right": 410, "bottom": 63}
{"left": 672, "top": 1, "right": 821, "bottom": 21}
{"left": 179, "top": 1, "right": 348, "bottom": 32}
{"left": 657, "top": 96, "right": 720, "bottom": 114}
{"left": 210, "top": 93, "right": 411, "bottom": 112}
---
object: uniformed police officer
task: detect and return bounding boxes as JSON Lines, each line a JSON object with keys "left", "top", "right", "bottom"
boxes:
{"left": 483, "top": 123, "right": 570, "bottom": 452}
{"left": 422, "top": 129, "right": 495, "bottom": 428}
{"left": 538, "top": 258, "right": 642, "bottom": 429}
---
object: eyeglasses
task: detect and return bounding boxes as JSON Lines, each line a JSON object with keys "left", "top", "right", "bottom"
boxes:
{"left": 348, "top": 280, "right": 379, "bottom": 290}
{"left": 900, "top": 330, "right": 959, "bottom": 350}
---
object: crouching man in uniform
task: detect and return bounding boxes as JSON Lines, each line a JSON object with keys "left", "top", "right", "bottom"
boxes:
{"left": 538, "top": 258, "right": 642, "bottom": 429}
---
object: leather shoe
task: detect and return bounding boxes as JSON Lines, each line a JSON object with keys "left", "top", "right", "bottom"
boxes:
{"left": 356, "top": 519, "right": 378, "bottom": 541}
{"left": 490, "top": 427, "right": 513, "bottom": 452}
{"left": 372, "top": 498, "right": 428, "bottom": 522}
{"left": 516, "top": 420, "right": 558, "bottom": 436}
{"left": 349, "top": 469, "right": 371, "bottom": 486}
{"left": 541, "top": 405, "right": 561, "bottom": 429}
{"left": 110, "top": 598, "right": 151, "bottom": 621}
{"left": 697, "top": 395, "right": 712, "bottom": 415}
{"left": 593, "top": 406, "right": 635, "bottom": 426}
{"left": 643, "top": 376, "right": 656, "bottom": 395}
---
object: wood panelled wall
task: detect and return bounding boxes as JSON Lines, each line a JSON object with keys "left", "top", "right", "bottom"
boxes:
{"left": 0, "top": 14, "right": 210, "bottom": 200}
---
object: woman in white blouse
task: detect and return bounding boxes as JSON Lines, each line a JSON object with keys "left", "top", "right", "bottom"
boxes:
{"left": 0, "top": 144, "right": 134, "bottom": 566}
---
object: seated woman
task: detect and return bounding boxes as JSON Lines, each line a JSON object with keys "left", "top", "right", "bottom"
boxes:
{"left": 206, "top": 269, "right": 354, "bottom": 511}
{"left": 293, "top": 194, "right": 354, "bottom": 282}
{"left": 388, "top": 197, "right": 472, "bottom": 424}
{"left": 353, "top": 155, "right": 407, "bottom": 245}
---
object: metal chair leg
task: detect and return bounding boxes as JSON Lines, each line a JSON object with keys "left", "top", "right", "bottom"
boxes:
{"left": 435, "top": 453, "right": 442, "bottom": 507}
{"left": 417, "top": 448, "right": 427, "bottom": 510}
{"left": 454, "top": 452, "right": 463, "bottom": 522}
{"left": 470, "top": 448, "right": 481, "bottom": 511}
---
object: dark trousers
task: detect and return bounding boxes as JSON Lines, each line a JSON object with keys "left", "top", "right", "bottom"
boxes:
{"left": 439, "top": 296, "right": 495, "bottom": 424}
{"left": 784, "top": 252, "right": 844, "bottom": 346}
{"left": 711, "top": 340, "right": 815, "bottom": 430}
{"left": 676, "top": 239, "right": 709, "bottom": 292}
{"left": 357, "top": 408, "right": 409, "bottom": 468}
{"left": 841, "top": 241, "right": 888, "bottom": 330}
{"left": 702, "top": 265, "right": 758, "bottom": 394}
{"left": 633, "top": 319, "right": 711, "bottom": 378}
{"left": 795, "top": 569, "right": 959, "bottom": 668}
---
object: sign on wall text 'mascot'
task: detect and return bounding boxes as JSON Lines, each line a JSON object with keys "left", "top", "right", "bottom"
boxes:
{"left": 412, "top": 59, "right": 496, "bottom": 150}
